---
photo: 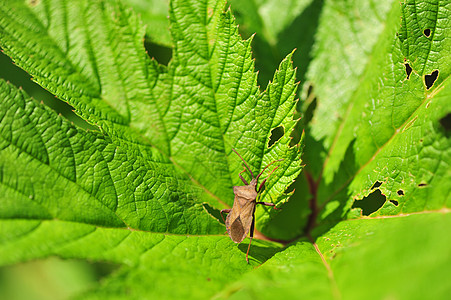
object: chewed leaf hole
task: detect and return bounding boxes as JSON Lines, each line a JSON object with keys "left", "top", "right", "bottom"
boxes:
{"left": 418, "top": 183, "right": 428, "bottom": 187}
{"left": 268, "top": 126, "right": 284, "bottom": 147}
{"left": 423, "top": 28, "right": 431, "bottom": 37}
{"left": 352, "top": 189, "right": 386, "bottom": 216}
{"left": 405, "top": 63, "right": 412, "bottom": 79}
{"left": 425, "top": 70, "right": 438, "bottom": 89}
{"left": 397, "top": 189, "right": 404, "bottom": 195}
{"left": 371, "top": 181, "right": 382, "bottom": 189}
{"left": 439, "top": 113, "right": 451, "bottom": 131}
{"left": 389, "top": 200, "right": 399, "bottom": 206}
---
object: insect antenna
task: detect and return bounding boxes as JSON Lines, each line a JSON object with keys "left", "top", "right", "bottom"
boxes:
{"left": 256, "top": 159, "right": 284, "bottom": 181}
{"left": 232, "top": 148, "right": 254, "bottom": 179}
{"left": 258, "top": 164, "right": 283, "bottom": 192}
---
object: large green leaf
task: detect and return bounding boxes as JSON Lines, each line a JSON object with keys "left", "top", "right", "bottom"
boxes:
{"left": 219, "top": 212, "right": 451, "bottom": 299}
{"left": 0, "top": 0, "right": 302, "bottom": 297}
{"left": 0, "top": 79, "right": 223, "bottom": 233}
{"left": 314, "top": 0, "right": 451, "bottom": 223}
{"left": 0, "top": 0, "right": 302, "bottom": 219}
{"left": 0, "top": 0, "right": 450, "bottom": 299}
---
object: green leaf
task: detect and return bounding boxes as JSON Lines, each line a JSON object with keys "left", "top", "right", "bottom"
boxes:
{"left": 313, "top": 0, "right": 451, "bottom": 223}
{"left": 228, "top": 0, "right": 321, "bottom": 86}
{"left": 122, "top": 0, "right": 172, "bottom": 47}
{"left": 0, "top": 0, "right": 301, "bottom": 212}
{"left": 0, "top": 0, "right": 302, "bottom": 297}
{"left": 219, "top": 212, "right": 451, "bottom": 300}
{"left": 0, "top": 79, "right": 223, "bottom": 234}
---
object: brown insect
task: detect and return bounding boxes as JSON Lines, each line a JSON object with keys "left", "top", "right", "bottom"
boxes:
{"left": 221, "top": 148, "right": 283, "bottom": 263}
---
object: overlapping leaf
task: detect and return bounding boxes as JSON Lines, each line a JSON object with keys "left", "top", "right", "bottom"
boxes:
{"left": 0, "top": 218, "right": 278, "bottom": 299}
{"left": 0, "top": 0, "right": 302, "bottom": 297}
{"left": 218, "top": 213, "right": 451, "bottom": 300}
{"left": 0, "top": 79, "right": 223, "bottom": 234}
{"left": 0, "top": 0, "right": 302, "bottom": 216}
{"left": 315, "top": 0, "right": 451, "bottom": 223}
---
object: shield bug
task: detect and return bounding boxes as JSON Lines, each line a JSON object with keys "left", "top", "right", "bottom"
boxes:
{"left": 221, "top": 148, "right": 283, "bottom": 263}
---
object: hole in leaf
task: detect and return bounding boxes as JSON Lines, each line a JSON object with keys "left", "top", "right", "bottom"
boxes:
{"left": 418, "top": 183, "right": 428, "bottom": 187}
{"left": 371, "top": 181, "right": 382, "bottom": 189}
{"left": 390, "top": 200, "right": 399, "bottom": 206}
{"left": 397, "top": 189, "right": 404, "bottom": 196}
{"left": 423, "top": 28, "right": 431, "bottom": 37}
{"left": 425, "top": 70, "right": 438, "bottom": 89}
{"left": 268, "top": 126, "right": 284, "bottom": 147}
{"left": 404, "top": 63, "right": 412, "bottom": 79}
{"left": 352, "top": 189, "right": 386, "bottom": 216}
{"left": 439, "top": 113, "right": 451, "bottom": 131}
{"left": 419, "top": 139, "right": 423, "bottom": 142}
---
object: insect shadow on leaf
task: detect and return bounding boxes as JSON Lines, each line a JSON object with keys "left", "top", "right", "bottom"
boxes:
{"left": 220, "top": 149, "right": 283, "bottom": 263}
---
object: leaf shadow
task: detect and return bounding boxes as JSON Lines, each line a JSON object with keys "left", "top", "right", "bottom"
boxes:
{"left": 310, "top": 138, "right": 359, "bottom": 238}
{"left": 237, "top": 240, "right": 281, "bottom": 264}
{"left": 251, "top": 0, "right": 325, "bottom": 87}
{"left": 276, "top": 0, "right": 325, "bottom": 85}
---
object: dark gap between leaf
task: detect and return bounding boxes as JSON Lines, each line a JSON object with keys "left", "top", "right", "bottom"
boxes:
{"left": 423, "top": 28, "right": 431, "bottom": 37}
{"left": 91, "top": 261, "right": 121, "bottom": 280}
{"left": 397, "top": 189, "right": 404, "bottom": 196}
{"left": 352, "top": 189, "right": 386, "bottom": 216}
{"left": 425, "top": 70, "right": 438, "bottom": 89}
{"left": 202, "top": 203, "right": 224, "bottom": 223}
{"left": 0, "top": 50, "right": 96, "bottom": 130}
{"left": 389, "top": 200, "right": 399, "bottom": 206}
{"left": 268, "top": 126, "right": 284, "bottom": 147}
{"left": 291, "top": 93, "right": 318, "bottom": 147}
{"left": 404, "top": 62, "right": 412, "bottom": 79}
{"left": 439, "top": 113, "right": 451, "bottom": 131}
{"left": 289, "top": 110, "right": 305, "bottom": 147}
{"left": 307, "top": 83, "right": 314, "bottom": 98}
{"left": 371, "top": 181, "right": 382, "bottom": 189}
{"left": 144, "top": 39, "right": 172, "bottom": 66}
{"left": 303, "top": 96, "right": 317, "bottom": 126}
{"left": 289, "top": 122, "right": 303, "bottom": 147}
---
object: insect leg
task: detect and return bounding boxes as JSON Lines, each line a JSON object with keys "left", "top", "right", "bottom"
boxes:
{"left": 256, "top": 201, "right": 280, "bottom": 210}
{"left": 239, "top": 167, "right": 249, "bottom": 185}
{"left": 220, "top": 209, "right": 231, "bottom": 223}
{"left": 246, "top": 214, "right": 255, "bottom": 264}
